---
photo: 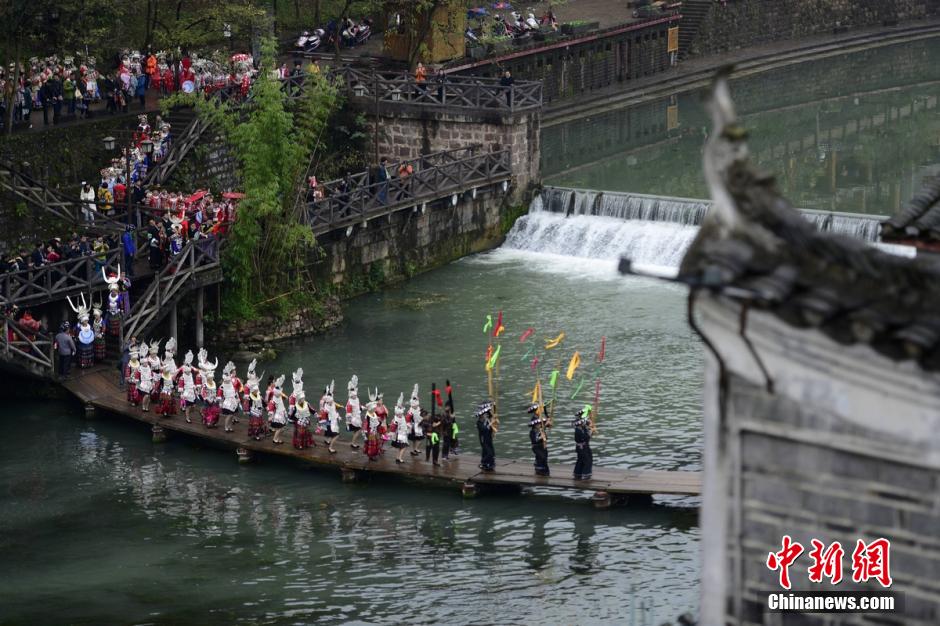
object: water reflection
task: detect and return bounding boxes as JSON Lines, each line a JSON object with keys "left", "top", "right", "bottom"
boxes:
{"left": 544, "top": 38, "right": 940, "bottom": 216}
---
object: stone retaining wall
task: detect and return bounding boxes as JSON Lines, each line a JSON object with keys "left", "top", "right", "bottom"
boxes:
{"left": 210, "top": 297, "right": 344, "bottom": 351}
{"left": 689, "top": 0, "right": 936, "bottom": 57}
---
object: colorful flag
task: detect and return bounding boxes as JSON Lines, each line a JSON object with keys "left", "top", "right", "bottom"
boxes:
{"left": 519, "top": 327, "right": 535, "bottom": 343}
{"left": 566, "top": 351, "right": 581, "bottom": 380}
{"left": 483, "top": 314, "right": 493, "bottom": 334}
{"left": 486, "top": 344, "right": 501, "bottom": 371}
{"left": 493, "top": 311, "right": 505, "bottom": 337}
{"left": 545, "top": 332, "right": 565, "bottom": 349}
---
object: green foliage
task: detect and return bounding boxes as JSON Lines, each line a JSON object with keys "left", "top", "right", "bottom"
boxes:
{"left": 182, "top": 37, "right": 341, "bottom": 320}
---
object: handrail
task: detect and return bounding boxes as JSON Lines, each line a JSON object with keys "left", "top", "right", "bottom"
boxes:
{"left": 1, "top": 314, "right": 54, "bottom": 373}
{"left": 303, "top": 149, "right": 512, "bottom": 233}
{"left": 0, "top": 248, "right": 123, "bottom": 307}
{"left": 122, "top": 236, "right": 220, "bottom": 340}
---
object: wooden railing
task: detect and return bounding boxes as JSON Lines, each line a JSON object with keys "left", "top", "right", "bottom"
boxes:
{"left": 123, "top": 236, "right": 221, "bottom": 341}
{"left": 0, "top": 248, "right": 124, "bottom": 307}
{"left": 1, "top": 314, "right": 55, "bottom": 375}
{"left": 302, "top": 147, "right": 512, "bottom": 233}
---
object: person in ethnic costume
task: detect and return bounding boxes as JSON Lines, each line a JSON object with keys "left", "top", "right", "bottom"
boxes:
{"left": 292, "top": 389, "right": 315, "bottom": 449}
{"left": 268, "top": 375, "right": 288, "bottom": 444}
{"left": 148, "top": 339, "right": 163, "bottom": 403}
{"left": 228, "top": 362, "right": 243, "bottom": 423}
{"left": 157, "top": 337, "right": 178, "bottom": 417}
{"left": 177, "top": 350, "right": 198, "bottom": 423}
{"left": 221, "top": 361, "right": 241, "bottom": 432}
{"left": 91, "top": 301, "right": 106, "bottom": 362}
{"left": 246, "top": 378, "right": 265, "bottom": 440}
{"left": 288, "top": 367, "right": 303, "bottom": 420}
{"left": 345, "top": 375, "right": 363, "bottom": 449}
{"left": 200, "top": 358, "right": 220, "bottom": 428}
{"left": 136, "top": 341, "right": 155, "bottom": 412}
{"left": 390, "top": 393, "right": 410, "bottom": 463}
{"left": 572, "top": 407, "right": 594, "bottom": 480}
{"left": 322, "top": 381, "right": 341, "bottom": 453}
{"left": 528, "top": 403, "right": 550, "bottom": 477}
{"left": 68, "top": 294, "right": 95, "bottom": 369}
{"left": 373, "top": 391, "right": 389, "bottom": 452}
{"left": 363, "top": 390, "right": 383, "bottom": 461}
{"left": 125, "top": 345, "right": 141, "bottom": 404}
{"left": 242, "top": 359, "right": 259, "bottom": 412}
{"left": 406, "top": 384, "right": 424, "bottom": 456}
{"left": 102, "top": 267, "right": 125, "bottom": 337}
{"left": 441, "top": 380, "right": 458, "bottom": 459}
{"left": 476, "top": 401, "right": 497, "bottom": 472}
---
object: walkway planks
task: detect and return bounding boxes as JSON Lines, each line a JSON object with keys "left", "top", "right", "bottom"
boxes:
{"left": 62, "top": 369, "right": 701, "bottom": 504}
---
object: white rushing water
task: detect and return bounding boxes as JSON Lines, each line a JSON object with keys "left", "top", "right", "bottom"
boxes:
{"left": 538, "top": 187, "right": 884, "bottom": 241}
{"left": 502, "top": 188, "right": 908, "bottom": 271}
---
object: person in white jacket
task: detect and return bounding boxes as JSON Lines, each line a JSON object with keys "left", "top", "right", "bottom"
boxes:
{"left": 80, "top": 182, "right": 96, "bottom": 222}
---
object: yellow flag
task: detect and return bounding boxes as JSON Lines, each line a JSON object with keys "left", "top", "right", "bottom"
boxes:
{"left": 531, "top": 381, "right": 541, "bottom": 403}
{"left": 545, "top": 332, "right": 565, "bottom": 349}
{"left": 566, "top": 351, "right": 581, "bottom": 380}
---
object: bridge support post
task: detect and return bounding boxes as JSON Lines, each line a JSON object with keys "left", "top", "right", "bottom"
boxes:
{"left": 340, "top": 467, "right": 359, "bottom": 483}
{"left": 84, "top": 403, "right": 96, "bottom": 419}
{"left": 152, "top": 425, "right": 167, "bottom": 443}
{"left": 591, "top": 491, "right": 612, "bottom": 509}
{"left": 169, "top": 303, "right": 178, "bottom": 342}
{"left": 195, "top": 287, "right": 205, "bottom": 348}
{"left": 236, "top": 447, "right": 253, "bottom": 464}
{"left": 461, "top": 481, "right": 478, "bottom": 498}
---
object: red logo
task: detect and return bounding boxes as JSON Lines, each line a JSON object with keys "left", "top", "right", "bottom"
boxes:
{"left": 767, "top": 537, "right": 892, "bottom": 588}
{"left": 767, "top": 535, "right": 804, "bottom": 590}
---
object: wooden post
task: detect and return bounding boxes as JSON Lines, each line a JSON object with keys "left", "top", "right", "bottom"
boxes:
{"left": 84, "top": 402, "right": 96, "bottom": 418}
{"left": 195, "top": 287, "right": 205, "bottom": 348}
{"left": 152, "top": 424, "right": 167, "bottom": 443}
{"left": 236, "top": 447, "right": 253, "bottom": 464}
{"left": 461, "top": 481, "right": 478, "bottom": 498}
{"left": 340, "top": 467, "right": 358, "bottom": 482}
{"left": 592, "top": 491, "right": 612, "bottom": 509}
{"left": 168, "top": 302, "right": 178, "bottom": 343}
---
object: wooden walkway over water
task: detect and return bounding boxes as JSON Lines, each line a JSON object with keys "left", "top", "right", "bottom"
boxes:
{"left": 63, "top": 369, "right": 701, "bottom": 507}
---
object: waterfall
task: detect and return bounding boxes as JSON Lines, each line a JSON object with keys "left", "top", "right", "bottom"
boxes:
{"left": 539, "top": 187, "right": 885, "bottom": 242}
{"left": 498, "top": 187, "right": 905, "bottom": 272}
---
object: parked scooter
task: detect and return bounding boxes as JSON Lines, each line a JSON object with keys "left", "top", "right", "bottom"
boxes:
{"left": 296, "top": 28, "right": 326, "bottom": 52}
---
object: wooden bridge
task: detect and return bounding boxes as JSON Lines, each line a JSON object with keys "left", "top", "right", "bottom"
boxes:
{"left": 63, "top": 367, "right": 701, "bottom": 507}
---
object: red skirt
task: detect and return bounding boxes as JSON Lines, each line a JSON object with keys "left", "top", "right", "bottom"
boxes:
{"left": 248, "top": 414, "right": 265, "bottom": 439}
{"left": 127, "top": 383, "right": 138, "bottom": 404}
{"left": 94, "top": 337, "right": 106, "bottom": 361}
{"left": 364, "top": 435, "right": 382, "bottom": 459}
{"left": 158, "top": 393, "right": 177, "bottom": 416}
{"left": 292, "top": 424, "right": 314, "bottom": 449}
{"left": 202, "top": 404, "right": 220, "bottom": 427}
{"left": 108, "top": 318, "right": 121, "bottom": 336}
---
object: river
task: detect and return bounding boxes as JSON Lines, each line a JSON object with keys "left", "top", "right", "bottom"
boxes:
{"left": 4, "top": 37, "right": 940, "bottom": 625}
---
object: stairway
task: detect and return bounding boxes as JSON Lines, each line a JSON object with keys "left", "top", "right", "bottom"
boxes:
{"left": 144, "top": 108, "right": 207, "bottom": 187}
{"left": 677, "top": 0, "right": 713, "bottom": 60}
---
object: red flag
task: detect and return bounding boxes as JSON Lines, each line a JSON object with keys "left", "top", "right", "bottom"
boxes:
{"left": 432, "top": 388, "right": 443, "bottom": 407}
{"left": 598, "top": 336, "right": 606, "bottom": 363}
{"left": 519, "top": 327, "right": 534, "bottom": 343}
{"left": 493, "top": 310, "right": 505, "bottom": 337}
{"left": 530, "top": 356, "right": 539, "bottom": 371}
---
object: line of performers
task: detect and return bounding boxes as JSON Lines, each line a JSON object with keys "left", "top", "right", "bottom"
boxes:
{"left": 123, "top": 339, "right": 462, "bottom": 463}
{"left": 474, "top": 400, "right": 595, "bottom": 480}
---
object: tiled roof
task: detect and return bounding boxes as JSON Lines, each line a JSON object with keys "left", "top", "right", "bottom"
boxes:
{"left": 661, "top": 77, "right": 940, "bottom": 370}
{"left": 882, "top": 176, "right": 940, "bottom": 244}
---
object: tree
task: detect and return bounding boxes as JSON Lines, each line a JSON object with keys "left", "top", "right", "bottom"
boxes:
{"left": 166, "top": 37, "right": 340, "bottom": 318}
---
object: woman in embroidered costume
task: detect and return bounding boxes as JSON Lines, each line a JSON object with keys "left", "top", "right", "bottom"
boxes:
{"left": 268, "top": 375, "right": 288, "bottom": 444}
{"left": 102, "top": 267, "right": 125, "bottom": 337}
{"left": 288, "top": 367, "right": 304, "bottom": 421}
{"left": 320, "top": 380, "right": 340, "bottom": 453}
{"left": 156, "top": 337, "right": 178, "bottom": 417}
{"left": 177, "top": 350, "right": 198, "bottom": 423}
{"left": 390, "top": 393, "right": 410, "bottom": 463}
{"left": 363, "top": 389, "right": 384, "bottom": 461}
{"left": 246, "top": 379, "right": 265, "bottom": 440}
{"left": 91, "top": 301, "right": 106, "bottom": 362}
{"left": 136, "top": 342, "right": 154, "bottom": 412}
{"left": 345, "top": 374, "right": 363, "bottom": 449}
{"left": 292, "top": 389, "right": 315, "bottom": 449}
{"left": 242, "top": 359, "right": 259, "bottom": 413}
{"left": 374, "top": 391, "right": 389, "bottom": 452}
{"left": 148, "top": 338, "right": 163, "bottom": 404}
{"left": 125, "top": 345, "right": 141, "bottom": 404}
{"left": 220, "top": 361, "right": 241, "bottom": 432}
{"left": 201, "top": 358, "right": 220, "bottom": 428}
{"left": 68, "top": 294, "right": 95, "bottom": 369}
{"left": 406, "top": 384, "right": 424, "bottom": 456}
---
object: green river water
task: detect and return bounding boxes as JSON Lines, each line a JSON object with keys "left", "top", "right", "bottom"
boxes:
{"left": 4, "top": 36, "right": 940, "bottom": 625}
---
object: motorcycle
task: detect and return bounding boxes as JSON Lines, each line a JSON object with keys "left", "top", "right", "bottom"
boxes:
{"left": 342, "top": 18, "right": 373, "bottom": 47}
{"left": 296, "top": 28, "right": 325, "bottom": 52}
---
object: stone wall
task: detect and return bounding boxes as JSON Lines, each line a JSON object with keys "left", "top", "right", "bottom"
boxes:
{"left": 165, "top": 130, "right": 239, "bottom": 192}
{"left": 689, "top": 0, "right": 935, "bottom": 57}
{"left": 209, "top": 297, "right": 344, "bottom": 352}
{"left": 373, "top": 106, "right": 541, "bottom": 202}
{"left": 696, "top": 296, "right": 940, "bottom": 624}
{"left": 311, "top": 184, "right": 518, "bottom": 297}
{"left": 453, "top": 17, "right": 678, "bottom": 104}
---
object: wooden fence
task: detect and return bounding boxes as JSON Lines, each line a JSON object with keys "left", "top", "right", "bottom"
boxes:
{"left": 302, "top": 147, "right": 512, "bottom": 233}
